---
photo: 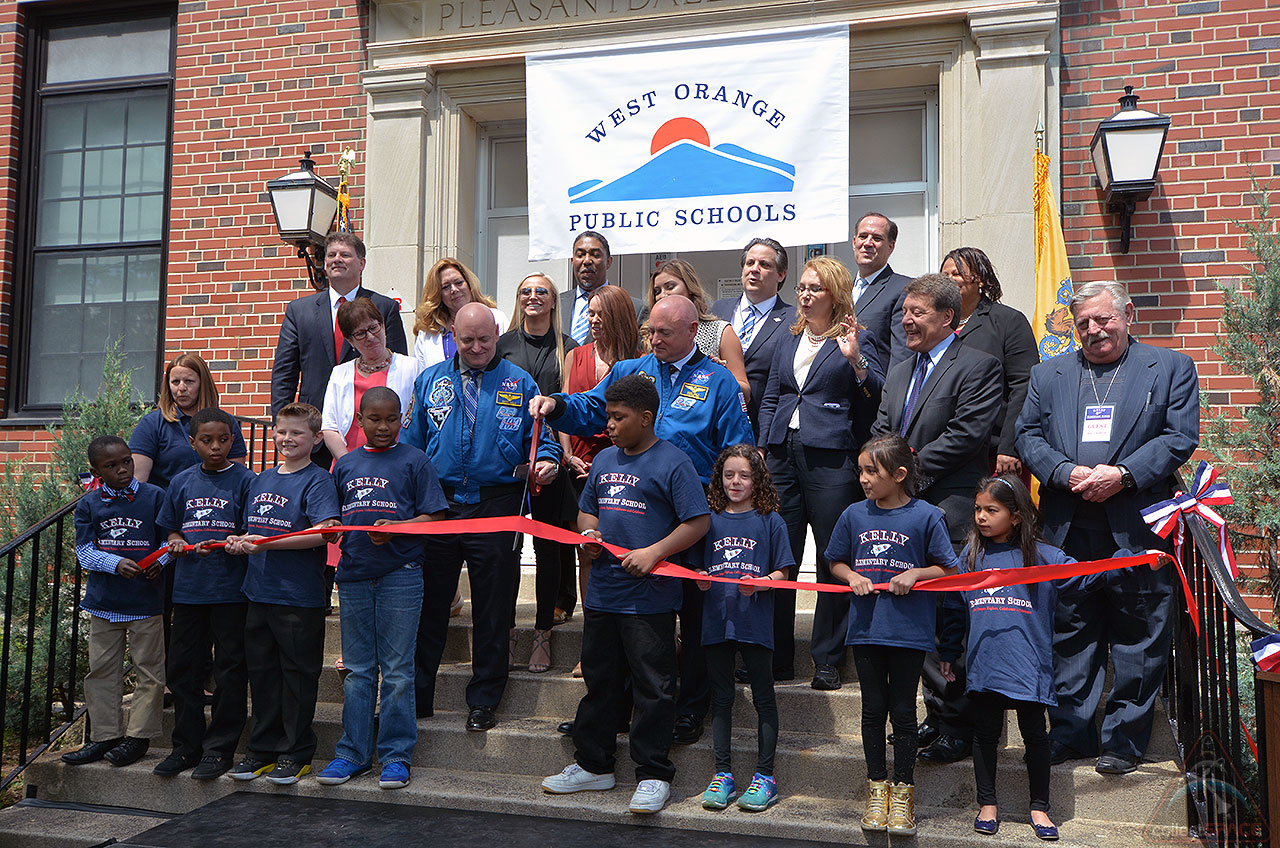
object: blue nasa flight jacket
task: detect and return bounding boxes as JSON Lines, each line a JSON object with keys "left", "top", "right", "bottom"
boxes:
{"left": 549, "top": 349, "right": 754, "bottom": 483}
{"left": 401, "top": 355, "right": 561, "bottom": 504}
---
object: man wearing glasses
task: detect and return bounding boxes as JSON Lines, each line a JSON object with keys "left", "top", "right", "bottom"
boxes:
{"left": 1016, "top": 281, "right": 1199, "bottom": 776}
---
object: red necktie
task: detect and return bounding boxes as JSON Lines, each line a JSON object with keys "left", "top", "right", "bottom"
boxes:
{"left": 334, "top": 295, "right": 346, "bottom": 363}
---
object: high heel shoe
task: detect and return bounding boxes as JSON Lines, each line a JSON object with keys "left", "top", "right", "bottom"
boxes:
{"left": 528, "top": 629, "right": 551, "bottom": 673}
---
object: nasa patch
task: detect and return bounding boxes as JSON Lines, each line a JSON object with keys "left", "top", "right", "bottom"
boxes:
{"left": 691, "top": 369, "right": 713, "bottom": 385}
{"left": 498, "top": 416, "right": 520, "bottom": 431}
{"left": 671, "top": 396, "right": 696, "bottom": 410}
{"left": 429, "top": 377, "right": 454, "bottom": 406}
{"left": 501, "top": 377, "right": 520, "bottom": 391}
{"left": 428, "top": 406, "right": 451, "bottom": 428}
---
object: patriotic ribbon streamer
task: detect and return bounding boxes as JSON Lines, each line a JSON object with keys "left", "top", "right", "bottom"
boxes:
{"left": 1252, "top": 633, "right": 1280, "bottom": 674}
{"left": 1141, "top": 461, "right": 1237, "bottom": 578}
{"left": 137, "top": 513, "right": 1158, "bottom": 595}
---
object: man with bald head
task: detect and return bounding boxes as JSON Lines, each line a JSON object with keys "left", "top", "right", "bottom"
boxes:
{"left": 531, "top": 294, "right": 753, "bottom": 744}
{"left": 402, "top": 302, "right": 562, "bottom": 733}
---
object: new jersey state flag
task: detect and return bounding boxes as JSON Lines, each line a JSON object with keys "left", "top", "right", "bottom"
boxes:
{"left": 525, "top": 24, "right": 849, "bottom": 260}
{"left": 1032, "top": 149, "right": 1078, "bottom": 361}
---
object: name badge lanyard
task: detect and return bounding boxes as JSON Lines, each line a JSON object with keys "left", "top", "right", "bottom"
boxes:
{"left": 1082, "top": 351, "right": 1125, "bottom": 443}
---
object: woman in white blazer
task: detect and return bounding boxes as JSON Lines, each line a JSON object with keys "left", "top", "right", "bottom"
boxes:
{"left": 321, "top": 297, "right": 424, "bottom": 461}
{"left": 411, "top": 258, "right": 507, "bottom": 367}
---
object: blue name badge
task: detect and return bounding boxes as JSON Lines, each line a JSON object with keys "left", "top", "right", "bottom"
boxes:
{"left": 1082, "top": 404, "right": 1114, "bottom": 442}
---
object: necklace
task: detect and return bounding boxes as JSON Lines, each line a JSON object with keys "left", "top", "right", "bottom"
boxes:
{"left": 356, "top": 351, "right": 393, "bottom": 374}
{"left": 803, "top": 327, "right": 827, "bottom": 344}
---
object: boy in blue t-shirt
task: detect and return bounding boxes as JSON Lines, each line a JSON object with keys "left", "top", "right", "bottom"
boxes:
{"left": 541, "top": 375, "right": 710, "bottom": 816}
{"left": 153, "top": 407, "right": 257, "bottom": 780}
{"left": 62, "top": 436, "right": 167, "bottom": 769}
{"left": 316, "top": 387, "right": 448, "bottom": 791}
{"left": 223, "top": 403, "right": 340, "bottom": 785}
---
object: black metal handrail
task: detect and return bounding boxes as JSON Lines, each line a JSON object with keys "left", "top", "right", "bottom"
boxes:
{"left": 0, "top": 494, "right": 83, "bottom": 794}
{"left": 0, "top": 415, "right": 276, "bottom": 794}
{"left": 1166, "top": 492, "right": 1277, "bottom": 847}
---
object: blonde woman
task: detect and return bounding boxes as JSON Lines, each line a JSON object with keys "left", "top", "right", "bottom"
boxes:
{"left": 496, "top": 274, "right": 580, "bottom": 673}
{"left": 412, "top": 258, "right": 508, "bottom": 367}
{"left": 755, "top": 255, "right": 885, "bottom": 686}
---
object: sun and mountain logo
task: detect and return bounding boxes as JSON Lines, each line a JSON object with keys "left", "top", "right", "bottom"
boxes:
{"left": 569, "top": 117, "right": 795, "bottom": 204}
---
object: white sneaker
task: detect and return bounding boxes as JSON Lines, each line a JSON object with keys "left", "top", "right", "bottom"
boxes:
{"left": 629, "top": 779, "right": 671, "bottom": 814}
{"left": 541, "top": 763, "right": 616, "bottom": 794}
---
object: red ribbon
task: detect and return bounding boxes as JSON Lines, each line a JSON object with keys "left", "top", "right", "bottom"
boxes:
{"left": 139, "top": 514, "right": 1160, "bottom": 595}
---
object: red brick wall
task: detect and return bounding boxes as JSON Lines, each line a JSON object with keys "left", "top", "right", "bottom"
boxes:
{"left": 167, "top": 0, "right": 369, "bottom": 417}
{"left": 1059, "top": 0, "right": 1280, "bottom": 608}
{"left": 0, "top": 4, "right": 24, "bottom": 414}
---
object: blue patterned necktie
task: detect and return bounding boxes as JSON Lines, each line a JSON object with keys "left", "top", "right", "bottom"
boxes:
{"left": 899, "top": 355, "right": 930, "bottom": 436}
{"left": 463, "top": 370, "right": 481, "bottom": 435}
{"left": 570, "top": 290, "right": 591, "bottom": 344}
{"left": 738, "top": 304, "right": 758, "bottom": 347}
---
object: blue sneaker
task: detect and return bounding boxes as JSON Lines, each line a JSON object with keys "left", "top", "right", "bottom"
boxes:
{"left": 379, "top": 761, "right": 410, "bottom": 789}
{"left": 701, "top": 772, "right": 735, "bottom": 809}
{"left": 738, "top": 773, "right": 778, "bottom": 811}
{"left": 316, "top": 758, "right": 371, "bottom": 785}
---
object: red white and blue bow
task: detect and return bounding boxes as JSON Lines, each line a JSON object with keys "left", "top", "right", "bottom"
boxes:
{"left": 1252, "top": 633, "right": 1280, "bottom": 674}
{"left": 1141, "top": 461, "right": 1237, "bottom": 578}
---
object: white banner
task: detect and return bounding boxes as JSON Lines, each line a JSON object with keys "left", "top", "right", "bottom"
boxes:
{"left": 525, "top": 24, "right": 850, "bottom": 261}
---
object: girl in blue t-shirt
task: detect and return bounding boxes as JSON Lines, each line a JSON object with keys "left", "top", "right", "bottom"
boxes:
{"left": 826, "top": 434, "right": 959, "bottom": 837}
{"left": 944, "top": 474, "right": 1064, "bottom": 841}
{"left": 696, "top": 445, "right": 794, "bottom": 814}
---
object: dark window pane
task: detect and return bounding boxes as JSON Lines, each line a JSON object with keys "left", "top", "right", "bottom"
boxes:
{"left": 43, "top": 101, "right": 85, "bottom": 151}
{"left": 85, "top": 100, "right": 126, "bottom": 148}
{"left": 127, "top": 94, "right": 168, "bottom": 144}
{"left": 39, "top": 151, "right": 83, "bottom": 200}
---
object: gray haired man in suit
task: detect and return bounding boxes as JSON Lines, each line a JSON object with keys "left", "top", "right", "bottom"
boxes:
{"left": 873, "top": 273, "right": 1003, "bottom": 764}
{"left": 1016, "top": 280, "right": 1199, "bottom": 775}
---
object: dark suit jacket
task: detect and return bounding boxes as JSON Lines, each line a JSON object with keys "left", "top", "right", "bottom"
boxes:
{"left": 711, "top": 295, "right": 796, "bottom": 437}
{"left": 757, "top": 330, "right": 884, "bottom": 453}
{"left": 873, "top": 341, "right": 1004, "bottom": 541}
{"left": 954, "top": 297, "right": 1038, "bottom": 457}
{"left": 558, "top": 284, "right": 648, "bottom": 337}
{"left": 1015, "top": 340, "right": 1200, "bottom": 552}
{"left": 270, "top": 285, "right": 408, "bottom": 415}
{"left": 855, "top": 264, "right": 911, "bottom": 370}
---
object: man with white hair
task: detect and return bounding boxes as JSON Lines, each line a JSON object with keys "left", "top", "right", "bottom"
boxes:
{"left": 1016, "top": 281, "right": 1199, "bottom": 775}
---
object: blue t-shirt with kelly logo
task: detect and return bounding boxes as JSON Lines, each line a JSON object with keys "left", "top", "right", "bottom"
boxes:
{"left": 332, "top": 442, "right": 449, "bottom": 582}
{"left": 158, "top": 462, "right": 257, "bottom": 604}
{"left": 240, "top": 463, "right": 340, "bottom": 608}
{"left": 825, "top": 498, "right": 959, "bottom": 652}
{"left": 580, "top": 439, "right": 709, "bottom": 615}
{"left": 700, "top": 509, "right": 794, "bottom": 650}
{"left": 954, "top": 540, "right": 1073, "bottom": 706}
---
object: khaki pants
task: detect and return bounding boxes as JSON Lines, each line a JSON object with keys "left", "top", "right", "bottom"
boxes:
{"left": 85, "top": 614, "right": 165, "bottom": 741}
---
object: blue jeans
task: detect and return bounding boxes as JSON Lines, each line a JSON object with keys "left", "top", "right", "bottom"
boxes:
{"left": 334, "top": 564, "right": 423, "bottom": 767}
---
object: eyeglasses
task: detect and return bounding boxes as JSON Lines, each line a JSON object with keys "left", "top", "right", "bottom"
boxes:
{"left": 519, "top": 286, "right": 551, "bottom": 297}
{"left": 1074, "top": 313, "right": 1120, "bottom": 332}
{"left": 794, "top": 285, "right": 825, "bottom": 296}
{"left": 349, "top": 324, "right": 383, "bottom": 341}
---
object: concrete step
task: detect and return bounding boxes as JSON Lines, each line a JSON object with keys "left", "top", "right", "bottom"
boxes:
{"left": 316, "top": 659, "right": 1178, "bottom": 762}
{"left": 0, "top": 799, "right": 170, "bottom": 848}
{"left": 24, "top": 760, "right": 1195, "bottom": 848}
{"left": 52, "top": 702, "right": 1184, "bottom": 827}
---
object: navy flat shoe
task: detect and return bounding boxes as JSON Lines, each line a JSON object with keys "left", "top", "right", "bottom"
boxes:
{"left": 1033, "top": 822, "right": 1060, "bottom": 841}
{"left": 973, "top": 816, "right": 999, "bottom": 835}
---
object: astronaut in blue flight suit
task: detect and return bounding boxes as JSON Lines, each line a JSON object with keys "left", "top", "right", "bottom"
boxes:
{"left": 403, "top": 302, "right": 561, "bottom": 733}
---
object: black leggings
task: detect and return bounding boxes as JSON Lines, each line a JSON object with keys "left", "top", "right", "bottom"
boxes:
{"left": 972, "top": 690, "right": 1051, "bottom": 811}
{"left": 705, "top": 641, "right": 778, "bottom": 775}
{"left": 853, "top": 645, "right": 926, "bottom": 785}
